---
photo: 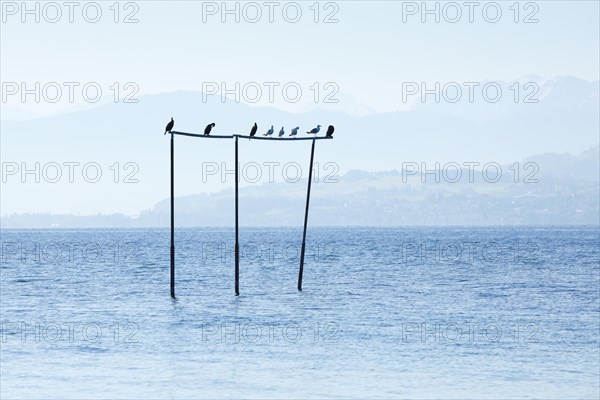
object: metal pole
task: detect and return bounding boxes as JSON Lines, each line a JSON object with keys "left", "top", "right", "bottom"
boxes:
{"left": 170, "top": 132, "right": 175, "bottom": 298}
{"left": 234, "top": 136, "right": 240, "bottom": 296}
{"left": 298, "top": 139, "right": 316, "bottom": 291}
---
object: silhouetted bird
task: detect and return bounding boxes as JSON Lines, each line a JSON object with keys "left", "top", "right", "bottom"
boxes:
{"left": 204, "top": 123, "right": 215, "bottom": 135}
{"left": 278, "top": 127, "right": 285, "bottom": 137}
{"left": 264, "top": 125, "right": 274, "bottom": 136}
{"left": 250, "top": 123, "right": 258, "bottom": 137}
{"left": 326, "top": 125, "right": 335, "bottom": 137}
{"left": 290, "top": 127, "right": 299, "bottom": 136}
{"left": 164, "top": 117, "right": 174, "bottom": 135}
{"left": 307, "top": 125, "right": 321, "bottom": 134}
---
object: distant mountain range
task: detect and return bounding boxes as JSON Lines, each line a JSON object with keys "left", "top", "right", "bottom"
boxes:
{"left": 2, "top": 146, "right": 597, "bottom": 228}
{"left": 411, "top": 75, "right": 599, "bottom": 123}
{"left": 1, "top": 75, "right": 598, "bottom": 225}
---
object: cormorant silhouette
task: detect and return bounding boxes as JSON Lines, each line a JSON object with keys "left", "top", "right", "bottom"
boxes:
{"left": 250, "top": 123, "right": 258, "bottom": 137}
{"left": 164, "top": 117, "right": 174, "bottom": 135}
{"left": 204, "top": 123, "right": 215, "bottom": 135}
{"left": 326, "top": 125, "right": 335, "bottom": 137}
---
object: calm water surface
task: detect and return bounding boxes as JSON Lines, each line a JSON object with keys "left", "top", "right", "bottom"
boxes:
{"left": 1, "top": 227, "right": 599, "bottom": 399}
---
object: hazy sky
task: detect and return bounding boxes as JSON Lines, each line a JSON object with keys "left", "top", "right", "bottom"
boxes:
{"left": 0, "top": 1, "right": 599, "bottom": 217}
{"left": 1, "top": 0, "right": 599, "bottom": 116}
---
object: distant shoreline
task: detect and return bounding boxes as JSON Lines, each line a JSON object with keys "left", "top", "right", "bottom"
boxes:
{"left": 1, "top": 225, "right": 598, "bottom": 231}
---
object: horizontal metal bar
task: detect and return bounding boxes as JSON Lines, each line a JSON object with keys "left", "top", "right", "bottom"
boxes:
{"left": 171, "top": 131, "right": 334, "bottom": 141}
{"left": 171, "top": 131, "right": 234, "bottom": 139}
{"left": 235, "top": 135, "right": 333, "bottom": 141}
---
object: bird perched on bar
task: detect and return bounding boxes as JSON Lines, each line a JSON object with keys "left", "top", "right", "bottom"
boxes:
{"left": 264, "top": 125, "right": 274, "bottom": 136}
{"left": 307, "top": 125, "right": 321, "bottom": 134}
{"left": 249, "top": 123, "right": 258, "bottom": 137}
{"left": 164, "top": 117, "right": 174, "bottom": 135}
{"left": 290, "top": 127, "right": 300, "bottom": 137}
{"left": 326, "top": 125, "right": 335, "bottom": 137}
{"left": 204, "top": 123, "right": 215, "bottom": 135}
{"left": 278, "top": 127, "right": 285, "bottom": 137}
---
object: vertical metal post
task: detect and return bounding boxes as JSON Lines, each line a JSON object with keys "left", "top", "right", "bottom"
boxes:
{"left": 234, "top": 136, "right": 240, "bottom": 296}
{"left": 298, "top": 139, "right": 316, "bottom": 291}
{"left": 170, "top": 132, "right": 175, "bottom": 298}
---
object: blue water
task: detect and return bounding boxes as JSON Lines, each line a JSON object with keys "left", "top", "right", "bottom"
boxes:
{"left": 1, "top": 227, "right": 599, "bottom": 399}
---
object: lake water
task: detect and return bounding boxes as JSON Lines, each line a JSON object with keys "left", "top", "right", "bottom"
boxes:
{"left": 1, "top": 227, "right": 599, "bottom": 399}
